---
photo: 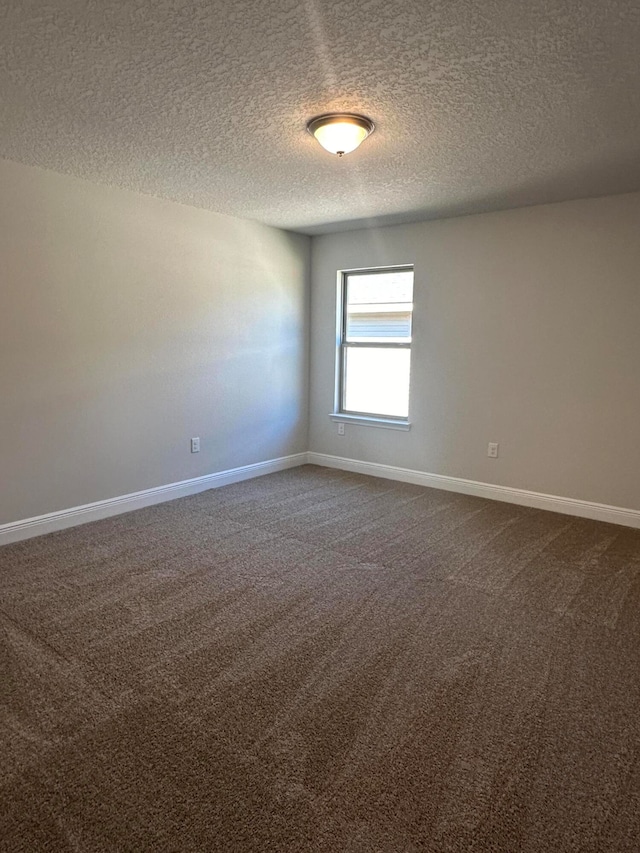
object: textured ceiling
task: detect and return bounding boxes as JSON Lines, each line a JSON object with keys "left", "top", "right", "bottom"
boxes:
{"left": 1, "top": 0, "right": 639, "bottom": 234}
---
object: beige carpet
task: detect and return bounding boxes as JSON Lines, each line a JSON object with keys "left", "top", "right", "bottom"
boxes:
{"left": 1, "top": 465, "right": 640, "bottom": 852}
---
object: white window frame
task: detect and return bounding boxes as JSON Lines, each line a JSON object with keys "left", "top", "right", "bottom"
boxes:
{"left": 330, "top": 265, "right": 413, "bottom": 431}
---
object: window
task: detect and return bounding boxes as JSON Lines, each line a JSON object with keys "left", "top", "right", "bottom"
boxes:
{"left": 335, "top": 266, "right": 414, "bottom": 424}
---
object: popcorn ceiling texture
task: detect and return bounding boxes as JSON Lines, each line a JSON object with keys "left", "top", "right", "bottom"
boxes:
{"left": 1, "top": 0, "right": 639, "bottom": 233}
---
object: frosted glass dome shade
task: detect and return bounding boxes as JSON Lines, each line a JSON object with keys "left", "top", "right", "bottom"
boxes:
{"left": 307, "top": 114, "right": 375, "bottom": 156}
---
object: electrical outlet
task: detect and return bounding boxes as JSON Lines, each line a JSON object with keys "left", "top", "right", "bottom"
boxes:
{"left": 191, "top": 437, "right": 200, "bottom": 453}
{"left": 337, "top": 423, "right": 345, "bottom": 436}
{"left": 487, "top": 442, "right": 499, "bottom": 458}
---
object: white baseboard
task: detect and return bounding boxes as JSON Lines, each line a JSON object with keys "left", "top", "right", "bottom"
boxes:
{"left": 307, "top": 452, "right": 640, "bottom": 529}
{"left": 3, "top": 450, "right": 638, "bottom": 546}
{"left": 0, "top": 453, "right": 308, "bottom": 546}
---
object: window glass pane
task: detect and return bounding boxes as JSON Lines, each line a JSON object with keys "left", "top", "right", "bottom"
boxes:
{"left": 346, "top": 270, "right": 413, "bottom": 305}
{"left": 343, "top": 347, "right": 411, "bottom": 418}
{"left": 346, "top": 307, "right": 412, "bottom": 342}
{"left": 345, "top": 270, "right": 413, "bottom": 343}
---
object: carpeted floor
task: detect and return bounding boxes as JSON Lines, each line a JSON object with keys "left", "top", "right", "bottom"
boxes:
{"left": 1, "top": 465, "right": 640, "bottom": 852}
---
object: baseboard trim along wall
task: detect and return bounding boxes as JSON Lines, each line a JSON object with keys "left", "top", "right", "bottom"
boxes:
{"left": 0, "top": 453, "right": 308, "bottom": 546}
{"left": 307, "top": 452, "right": 640, "bottom": 530}
{"left": 3, "top": 450, "right": 639, "bottom": 546}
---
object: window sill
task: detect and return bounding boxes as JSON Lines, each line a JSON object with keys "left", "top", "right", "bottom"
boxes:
{"left": 328, "top": 413, "right": 411, "bottom": 431}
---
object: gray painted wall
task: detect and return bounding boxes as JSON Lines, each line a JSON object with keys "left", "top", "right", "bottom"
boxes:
{"left": 2, "top": 158, "right": 638, "bottom": 527}
{"left": 0, "top": 159, "right": 310, "bottom": 525}
{"left": 309, "top": 193, "right": 640, "bottom": 510}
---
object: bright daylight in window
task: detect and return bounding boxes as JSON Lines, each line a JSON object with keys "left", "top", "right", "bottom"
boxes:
{"left": 338, "top": 266, "right": 414, "bottom": 421}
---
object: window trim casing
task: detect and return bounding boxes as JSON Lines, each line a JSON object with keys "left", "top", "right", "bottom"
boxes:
{"left": 332, "top": 264, "right": 413, "bottom": 429}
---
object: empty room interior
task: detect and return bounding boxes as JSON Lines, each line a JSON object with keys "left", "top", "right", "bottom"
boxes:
{"left": 1, "top": 1, "right": 640, "bottom": 851}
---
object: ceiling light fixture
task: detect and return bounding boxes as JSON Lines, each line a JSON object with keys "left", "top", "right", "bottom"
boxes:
{"left": 307, "top": 113, "right": 375, "bottom": 157}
